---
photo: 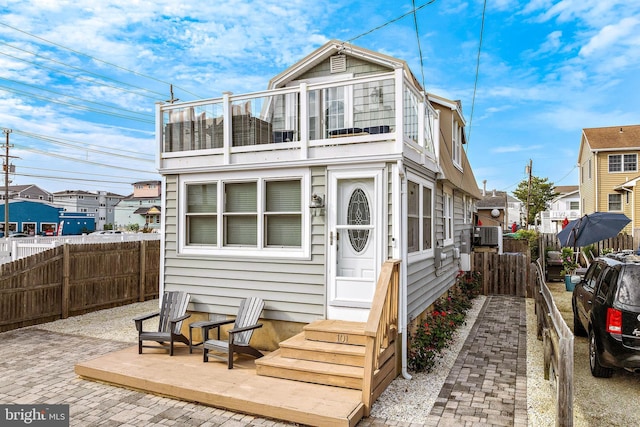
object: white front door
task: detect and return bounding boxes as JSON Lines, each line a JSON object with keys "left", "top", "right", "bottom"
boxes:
{"left": 327, "top": 169, "right": 383, "bottom": 322}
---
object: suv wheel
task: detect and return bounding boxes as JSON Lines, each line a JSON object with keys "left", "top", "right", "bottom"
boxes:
{"left": 572, "top": 303, "right": 587, "bottom": 337}
{"left": 589, "top": 329, "right": 614, "bottom": 378}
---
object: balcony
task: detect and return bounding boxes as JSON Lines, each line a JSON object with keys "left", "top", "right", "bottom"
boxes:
{"left": 157, "top": 72, "right": 438, "bottom": 170}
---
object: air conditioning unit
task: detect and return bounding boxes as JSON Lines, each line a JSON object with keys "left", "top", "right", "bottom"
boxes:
{"left": 475, "top": 226, "right": 500, "bottom": 246}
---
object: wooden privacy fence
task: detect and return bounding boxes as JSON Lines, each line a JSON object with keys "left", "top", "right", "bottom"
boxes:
{"left": 0, "top": 240, "right": 160, "bottom": 333}
{"left": 541, "top": 232, "right": 635, "bottom": 254}
{"left": 472, "top": 251, "right": 535, "bottom": 297}
{"left": 533, "top": 259, "right": 573, "bottom": 427}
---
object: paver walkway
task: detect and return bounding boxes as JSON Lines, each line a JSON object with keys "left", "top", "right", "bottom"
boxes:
{"left": 427, "top": 295, "right": 528, "bottom": 426}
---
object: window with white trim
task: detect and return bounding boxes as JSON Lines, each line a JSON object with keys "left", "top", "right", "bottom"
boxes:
{"left": 608, "top": 154, "right": 637, "bottom": 173}
{"left": 182, "top": 171, "right": 308, "bottom": 258}
{"left": 407, "top": 178, "right": 434, "bottom": 255}
{"left": 452, "top": 121, "right": 462, "bottom": 168}
{"left": 443, "top": 188, "right": 453, "bottom": 243}
{"left": 608, "top": 194, "right": 622, "bottom": 211}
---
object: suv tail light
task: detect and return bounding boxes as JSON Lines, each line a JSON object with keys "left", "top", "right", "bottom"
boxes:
{"left": 606, "top": 308, "right": 622, "bottom": 334}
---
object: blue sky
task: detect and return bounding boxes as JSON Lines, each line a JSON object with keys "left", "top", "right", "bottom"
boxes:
{"left": 0, "top": 0, "right": 638, "bottom": 196}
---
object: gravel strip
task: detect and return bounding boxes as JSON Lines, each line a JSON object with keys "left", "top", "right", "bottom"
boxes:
{"left": 369, "top": 295, "right": 486, "bottom": 422}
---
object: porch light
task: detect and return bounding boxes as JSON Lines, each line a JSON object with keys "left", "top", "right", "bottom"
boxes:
{"left": 310, "top": 193, "right": 324, "bottom": 208}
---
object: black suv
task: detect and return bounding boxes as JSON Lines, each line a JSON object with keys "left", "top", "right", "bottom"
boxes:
{"left": 572, "top": 252, "right": 640, "bottom": 377}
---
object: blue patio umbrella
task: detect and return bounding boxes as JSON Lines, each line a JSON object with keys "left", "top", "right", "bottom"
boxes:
{"left": 557, "top": 212, "right": 631, "bottom": 249}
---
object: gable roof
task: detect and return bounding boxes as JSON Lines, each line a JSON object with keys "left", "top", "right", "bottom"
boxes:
{"left": 554, "top": 185, "right": 578, "bottom": 194}
{"left": 582, "top": 124, "right": 640, "bottom": 151}
{"left": 476, "top": 190, "right": 508, "bottom": 209}
{"left": 267, "top": 40, "right": 421, "bottom": 90}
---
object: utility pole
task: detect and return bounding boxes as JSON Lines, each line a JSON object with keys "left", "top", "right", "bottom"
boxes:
{"left": 2, "top": 128, "right": 12, "bottom": 237}
{"left": 526, "top": 159, "right": 533, "bottom": 230}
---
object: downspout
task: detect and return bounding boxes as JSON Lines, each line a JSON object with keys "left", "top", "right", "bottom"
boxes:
{"left": 397, "top": 160, "right": 412, "bottom": 380}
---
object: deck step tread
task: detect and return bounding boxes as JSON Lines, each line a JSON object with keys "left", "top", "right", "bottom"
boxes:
{"left": 256, "top": 350, "right": 364, "bottom": 378}
{"left": 304, "top": 319, "right": 367, "bottom": 335}
{"left": 280, "top": 333, "right": 366, "bottom": 355}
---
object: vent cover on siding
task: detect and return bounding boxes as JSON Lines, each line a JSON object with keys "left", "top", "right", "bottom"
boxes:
{"left": 330, "top": 55, "right": 346, "bottom": 73}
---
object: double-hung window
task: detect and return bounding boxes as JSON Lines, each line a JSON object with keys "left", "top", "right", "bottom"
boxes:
{"left": 608, "top": 194, "right": 622, "bottom": 211}
{"left": 181, "top": 170, "right": 309, "bottom": 258}
{"left": 443, "top": 188, "right": 453, "bottom": 244}
{"left": 407, "top": 175, "right": 434, "bottom": 257}
{"left": 609, "top": 154, "right": 637, "bottom": 173}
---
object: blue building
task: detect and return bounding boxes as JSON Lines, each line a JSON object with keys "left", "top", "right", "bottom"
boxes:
{"left": 0, "top": 200, "right": 61, "bottom": 236}
{"left": 0, "top": 200, "right": 95, "bottom": 236}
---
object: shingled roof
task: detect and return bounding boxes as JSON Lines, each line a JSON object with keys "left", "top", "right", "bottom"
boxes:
{"left": 582, "top": 125, "right": 640, "bottom": 150}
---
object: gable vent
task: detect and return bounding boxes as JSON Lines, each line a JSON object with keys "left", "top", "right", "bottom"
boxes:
{"left": 330, "top": 55, "right": 347, "bottom": 73}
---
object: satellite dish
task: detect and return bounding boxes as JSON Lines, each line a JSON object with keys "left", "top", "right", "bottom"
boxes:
{"left": 490, "top": 209, "right": 500, "bottom": 218}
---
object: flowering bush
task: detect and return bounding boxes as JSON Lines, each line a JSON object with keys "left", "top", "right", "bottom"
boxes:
{"left": 561, "top": 247, "right": 579, "bottom": 275}
{"left": 408, "top": 270, "right": 482, "bottom": 372}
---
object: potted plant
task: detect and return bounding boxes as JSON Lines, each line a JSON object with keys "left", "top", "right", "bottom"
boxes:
{"left": 561, "top": 247, "right": 580, "bottom": 291}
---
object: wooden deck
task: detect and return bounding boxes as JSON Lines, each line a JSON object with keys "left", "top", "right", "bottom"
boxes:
{"left": 75, "top": 344, "right": 365, "bottom": 426}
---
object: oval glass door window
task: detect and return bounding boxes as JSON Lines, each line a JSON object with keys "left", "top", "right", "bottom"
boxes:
{"left": 347, "top": 188, "right": 370, "bottom": 252}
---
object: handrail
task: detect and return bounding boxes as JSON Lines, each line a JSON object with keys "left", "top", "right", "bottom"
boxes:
{"left": 362, "top": 259, "right": 400, "bottom": 416}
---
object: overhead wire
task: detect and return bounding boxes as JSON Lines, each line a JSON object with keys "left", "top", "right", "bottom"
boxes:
{"left": 0, "top": 42, "right": 167, "bottom": 99}
{"left": 0, "top": 84, "right": 155, "bottom": 123}
{"left": 465, "top": 0, "right": 487, "bottom": 148}
{"left": 0, "top": 21, "right": 202, "bottom": 100}
{"left": 13, "top": 130, "right": 155, "bottom": 162}
{"left": 347, "top": 0, "right": 437, "bottom": 43}
{"left": 0, "top": 76, "right": 154, "bottom": 120}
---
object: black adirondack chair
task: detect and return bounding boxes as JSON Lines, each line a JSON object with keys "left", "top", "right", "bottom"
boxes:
{"left": 200, "top": 297, "right": 264, "bottom": 369}
{"left": 134, "top": 291, "right": 191, "bottom": 356}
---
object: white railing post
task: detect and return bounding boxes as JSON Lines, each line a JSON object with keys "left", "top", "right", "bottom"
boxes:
{"left": 299, "top": 82, "right": 308, "bottom": 160}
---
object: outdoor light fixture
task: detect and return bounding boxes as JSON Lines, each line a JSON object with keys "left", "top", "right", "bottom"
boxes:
{"left": 310, "top": 193, "right": 324, "bottom": 208}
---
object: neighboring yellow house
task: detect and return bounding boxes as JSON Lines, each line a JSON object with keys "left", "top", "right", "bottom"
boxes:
{"left": 578, "top": 124, "right": 640, "bottom": 236}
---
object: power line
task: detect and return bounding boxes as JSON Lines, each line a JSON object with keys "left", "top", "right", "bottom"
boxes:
{"left": 13, "top": 130, "right": 155, "bottom": 162}
{"left": 0, "top": 21, "right": 202, "bottom": 99}
{"left": 0, "top": 85, "right": 155, "bottom": 124}
{"left": 0, "top": 43, "right": 166, "bottom": 99}
{"left": 0, "top": 76, "right": 154, "bottom": 120}
{"left": 347, "top": 0, "right": 438, "bottom": 43}
{"left": 14, "top": 143, "right": 156, "bottom": 174}
{"left": 465, "top": 0, "right": 487, "bottom": 147}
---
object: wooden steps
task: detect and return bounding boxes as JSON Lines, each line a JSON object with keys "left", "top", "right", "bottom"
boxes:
{"left": 255, "top": 319, "right": 369, "bottom": 389}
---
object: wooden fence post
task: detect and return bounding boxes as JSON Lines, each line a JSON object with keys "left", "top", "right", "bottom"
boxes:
{"left": 61, "top": 244, "right": 70, "bottom": 319}
{"left": 139, "top": 240, "right": 146, "bottom": 302}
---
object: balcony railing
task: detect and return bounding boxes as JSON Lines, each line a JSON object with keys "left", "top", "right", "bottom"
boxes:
{"left": 159, "top": 72, "right": 437, "bottom": 160}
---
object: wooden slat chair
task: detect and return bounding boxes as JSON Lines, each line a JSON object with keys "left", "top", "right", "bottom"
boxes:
{"left": 200, "top": 297, "right": 264, "bottom": 369}
{"left": 134, "top": 291, "right": 191, "bottom": 356}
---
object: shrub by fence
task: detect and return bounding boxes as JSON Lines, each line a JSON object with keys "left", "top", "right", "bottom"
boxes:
{"left": 0, "top": 240, "right": 159, "bottom": 332}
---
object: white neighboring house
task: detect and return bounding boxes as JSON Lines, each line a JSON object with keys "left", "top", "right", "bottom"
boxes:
{"left": 113, "top": 181, "right": 162, "bottom": 231}
{"left": 539, "top": 185, "right": 580, "bottom": 233}
{"left": 53, "top": 190, "right": 124, "bottom": 231}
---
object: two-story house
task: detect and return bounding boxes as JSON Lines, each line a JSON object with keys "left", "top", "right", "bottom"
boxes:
{"left": 539, "top": 185, "right": 579, "bottom": 233}
{"left": 114, "top": 180, "right": 162, "bottom": 231}
{"left": 53, "top": 190, "right": 124, "bottom": 231}
{"left": 1, "top": 184, "right": 53, "bottom": 202}
{"left": 578, "top": 124, "right": 640, "bottom": 236}
{"left": 155, "top": 40, "right": 480, "bottom": 382}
